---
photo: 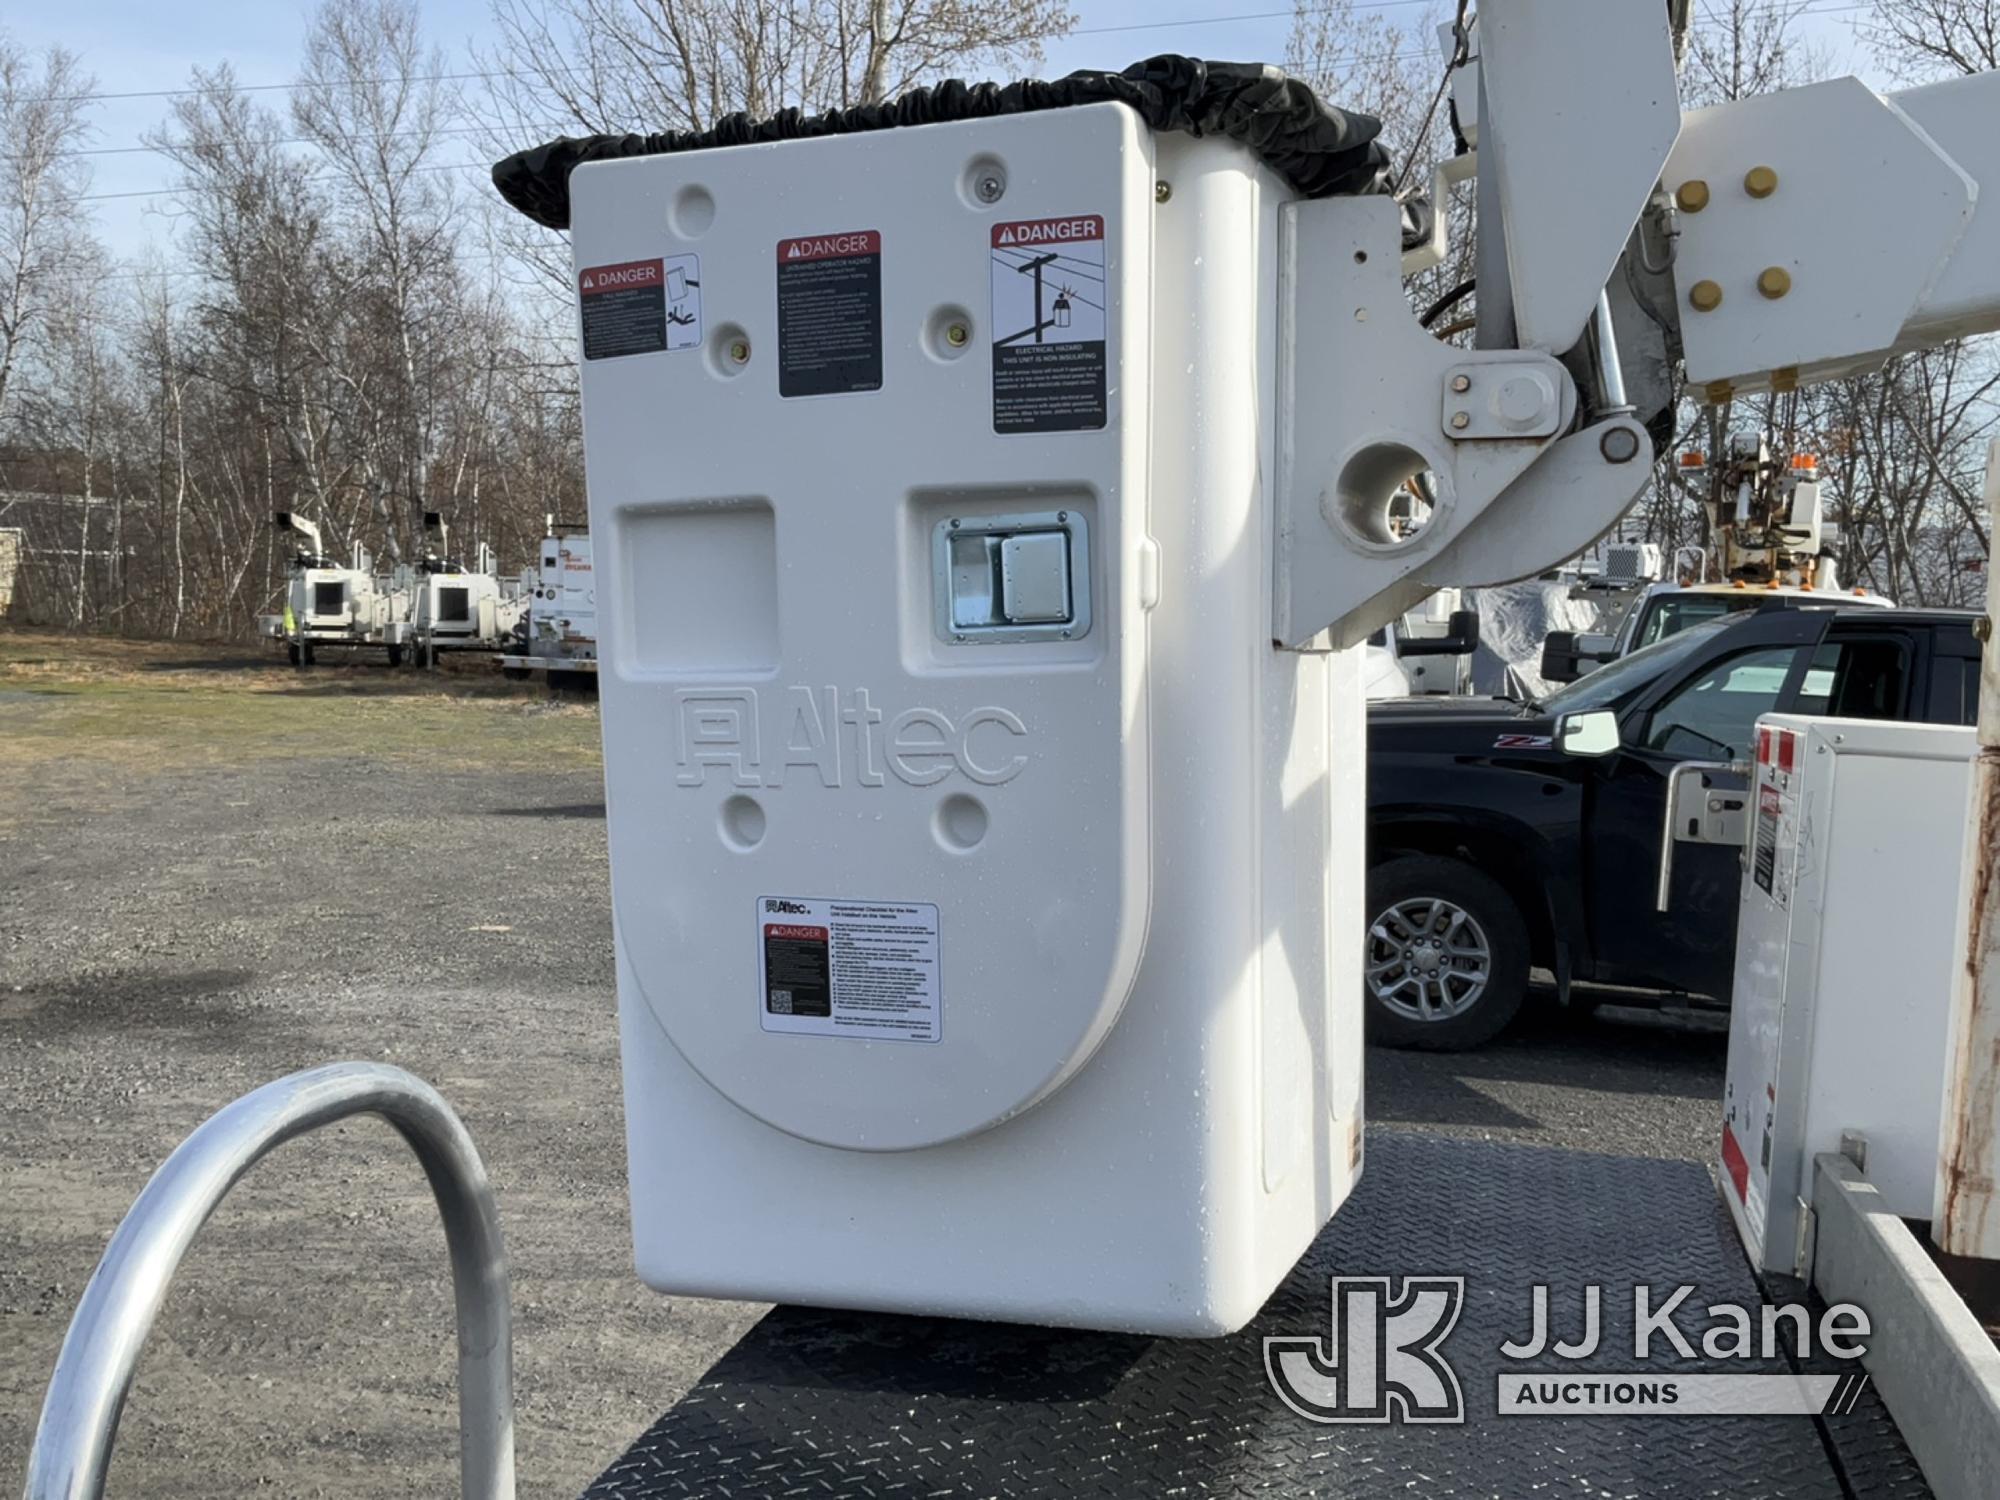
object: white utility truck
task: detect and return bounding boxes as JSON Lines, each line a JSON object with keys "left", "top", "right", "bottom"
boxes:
{"left": 498, "top": 520, "right": 596, "bottom": 688}
{"left": 1543, "top": 436, "right": 1893, "bottom": 680}
{"left": 27, "top": 7, "right": 2000, "bottom": 1498}
{"left": 1362, "top": 589, "right": 1481, "bottom": 698}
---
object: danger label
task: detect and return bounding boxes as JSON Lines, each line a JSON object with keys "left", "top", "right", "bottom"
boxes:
{"left": 579, "top": 255, "right": 700, "bottom": 360}
{"left": 1753, "top": 784, "right": 1780, "bottom": 896}
{"left": 757, "top": 895, "right": 940, "bottom": 1043}
{"left": 777, "top": 230, "right": 882, "bottom": 398}
{"left": 990, "top": 214, "right": 1106, "bottom": 433}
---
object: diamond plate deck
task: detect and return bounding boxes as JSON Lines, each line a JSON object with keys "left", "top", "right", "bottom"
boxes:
{"left": 584, "top": 1131, "right": 1932, "bottom": 1499}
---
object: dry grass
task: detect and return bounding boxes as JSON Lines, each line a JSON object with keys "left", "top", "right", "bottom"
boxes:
{"left": 0, "top": 630, "right": 602, "bottom": 791}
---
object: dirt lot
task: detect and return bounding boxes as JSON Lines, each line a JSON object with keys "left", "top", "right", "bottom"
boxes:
{"left": 0, "top": 630, "right": 1729, "bottom": 1498}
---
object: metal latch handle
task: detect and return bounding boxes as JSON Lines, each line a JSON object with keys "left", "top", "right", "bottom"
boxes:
{"left": 1657, "top": 759, "right": 1748, "bottom": 912}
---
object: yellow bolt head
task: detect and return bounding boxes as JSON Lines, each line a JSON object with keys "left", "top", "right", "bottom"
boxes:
{"left": 1758, "top": 266, "right": 1792, "bottom": 299}
{"left": 1744, "top": 165, "right": 1778, "bottom": 199}
{"left": 1689, "top": 279, "right": 1724, "bottom": 312}
{"left": 1675, "top": 179, "right": 1711, "bottom": 213}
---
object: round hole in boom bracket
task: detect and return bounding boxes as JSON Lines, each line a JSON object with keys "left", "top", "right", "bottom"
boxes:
{"left": 1326, "top": 441, "right": 1450, "bottom": 552}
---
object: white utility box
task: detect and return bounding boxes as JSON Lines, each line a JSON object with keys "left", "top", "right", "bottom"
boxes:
{"left": 1720, "top": 713, "right": 1975, "bottom": 1274}
{"left": 572, "top": 103, "right": 1364, "bottom": 1334}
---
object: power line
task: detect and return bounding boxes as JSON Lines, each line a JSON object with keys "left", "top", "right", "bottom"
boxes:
{"left": 78, "top": 156, "right": 488, "bottom": 203}
{"left": 32, "top": 0, "right": 1886, "bottom": 209}
{"left": 15, "top": 120, "right": 564, "bottom": 163}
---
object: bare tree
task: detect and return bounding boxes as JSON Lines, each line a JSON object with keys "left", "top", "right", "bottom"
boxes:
{"left": 292, "top": 0, "right": 465, "bottom": 561}
{"left": 1681, "top": 0, "right": 1827, "bottom": 107}
{"left": 479, "top": 0, "right": 1074, "bottom": 305}
{"left": 484, "top": 0, "right": 1074, "bottom": 141}
{"left": 1864, "top": 0, "right": 2000, "bottom": 78}
{"left": 0, "top": 38, "right": 98, "bottom": 442}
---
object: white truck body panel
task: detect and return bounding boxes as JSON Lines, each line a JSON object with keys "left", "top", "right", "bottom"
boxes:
{"left": 1721, "top": 713, "right": 1975, "bottom": 1274}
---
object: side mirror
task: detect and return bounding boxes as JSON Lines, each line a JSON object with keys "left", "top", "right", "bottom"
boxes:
{"left": 1557, "top": 709, "right": 1621, "bottom": 758}
{"left": 1398, "top": 608, "right": 1482, "bottom": 658}
{"left": 1541, "top": 631, "right": 1583, "bottom": 684}
{"left": 1541, "top": 629, "right": 1614, "bottom": 684}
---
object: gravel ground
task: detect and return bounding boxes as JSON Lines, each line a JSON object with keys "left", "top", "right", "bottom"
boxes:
{"left": 0, "top": 633, "right": 1727, "bottom": 1498}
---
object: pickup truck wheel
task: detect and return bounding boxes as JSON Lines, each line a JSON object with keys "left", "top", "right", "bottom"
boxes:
{"left": 1365, "top": 856, "right": 1529, "bottom": 1050}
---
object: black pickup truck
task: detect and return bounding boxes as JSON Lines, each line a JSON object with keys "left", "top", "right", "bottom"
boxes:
{"left": 1366, "top": 605, "right": 1981, "bottom": 1049}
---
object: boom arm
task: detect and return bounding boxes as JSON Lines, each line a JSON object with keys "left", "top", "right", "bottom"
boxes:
{"left": 1283, "top": 0, "right": 2000, "bottom": 648}
{"left": 272, "top": 510, "right": 323, "bottom": 559}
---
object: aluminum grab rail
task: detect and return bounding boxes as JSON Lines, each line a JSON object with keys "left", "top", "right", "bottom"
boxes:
{"left": 22, "top": 1062, "right": 514, "bottom": 1500}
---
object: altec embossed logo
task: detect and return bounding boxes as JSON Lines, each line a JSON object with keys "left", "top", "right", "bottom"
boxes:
{"left": 677, "top": 687, "right": 1029, "bottom": 789}
{"left": 763, "top": 899, "right": 812, "bottom": 916}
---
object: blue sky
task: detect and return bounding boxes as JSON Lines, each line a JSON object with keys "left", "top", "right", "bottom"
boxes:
{"left": 10, "top": 0, "right": 1876, "bottom": 267}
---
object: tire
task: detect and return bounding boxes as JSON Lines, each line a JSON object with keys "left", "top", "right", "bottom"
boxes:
{"left": 286, "top": 643, "right": 300, "bottom": 666}
{"left": 1364, "top": 855, "right": 1530, "bottom": 1051}
{"left": 386, "top": 645, "right": 405, "bottom": 668}
{"left": 501, "top": 666, "right": 531, "bottom": 682}
{"left": 299, "top": 643, "right": 316, "bottom": 668}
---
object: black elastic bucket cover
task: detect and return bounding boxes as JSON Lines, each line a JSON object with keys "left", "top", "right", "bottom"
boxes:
{"left": 492, "top": 54, "right": 1396, "bottom": 232}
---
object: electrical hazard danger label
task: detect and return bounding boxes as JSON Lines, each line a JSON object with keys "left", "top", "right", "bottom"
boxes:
{"left": 990, "top": 214, "right": 1107, "bottom": 433}
{"left": 757, "top": 896, "right": 940, "bottom": 1042}
{"left": 777, "top": 230, "right": 883, "bottom": 397}
{"left": 578, "top": 256, "right": 700, "bottom": 360}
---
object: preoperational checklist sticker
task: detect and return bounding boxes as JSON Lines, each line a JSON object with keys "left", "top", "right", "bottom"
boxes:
{"left": 757, "top": 895, "right": 940, "bottom": 1042}
{"left": 989, "top": 214, "right": 1107, "bottom": 433}
{"left": 776, "top": 231, "right": 883, "bottom": 397}
{"left": 579, "top": 255, "right": 701, "bottom": 359}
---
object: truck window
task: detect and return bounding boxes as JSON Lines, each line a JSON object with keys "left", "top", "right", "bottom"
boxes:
{"left": 1794, "top": 638, "right": 1909, "bottom": 721}
{"left": 1642, "top": 645, "right": 1806, "bottom": 761}
{"left": 1635, "top": 593, "right": 1758, "bottom": 648}
{"left": 1925, "top": 653, "right": 1982, "bottom": 727}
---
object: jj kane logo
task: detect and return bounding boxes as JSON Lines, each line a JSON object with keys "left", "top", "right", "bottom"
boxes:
{"left": 1266, "top": 1279, "right": 1874, "bottom": 1422}
{"left": 1264, "top": 1277, "right": 1466, "bottom": 1424}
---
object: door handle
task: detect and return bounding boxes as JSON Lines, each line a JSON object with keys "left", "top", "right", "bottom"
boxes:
{"left": 1656, "top": 759, "right": 1749, "bottom": 912}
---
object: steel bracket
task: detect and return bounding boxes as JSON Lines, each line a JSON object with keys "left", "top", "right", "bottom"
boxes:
{"left": 1275, "top": 195, "right": 1653, "bottom": 650}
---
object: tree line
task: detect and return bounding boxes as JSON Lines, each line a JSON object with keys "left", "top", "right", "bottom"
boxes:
{"left": 1, "top": 0, "right": 1994, "bottom": 638}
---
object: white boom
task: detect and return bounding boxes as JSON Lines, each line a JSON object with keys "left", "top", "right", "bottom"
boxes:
{"left": 1290, "top": 0, "right": 2000, "bottom": 648}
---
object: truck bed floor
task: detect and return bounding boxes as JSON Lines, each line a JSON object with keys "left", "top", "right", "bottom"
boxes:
{"left": 584, "top": 1130, "right": 1926, "bottom": 1498}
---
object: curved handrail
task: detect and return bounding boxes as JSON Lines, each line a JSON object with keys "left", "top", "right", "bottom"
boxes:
{"left": 22, "top": 1062, "right": 515, "bottom": 1500}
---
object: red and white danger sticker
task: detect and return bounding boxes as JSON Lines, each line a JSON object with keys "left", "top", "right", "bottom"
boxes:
{"left": 577, "top": 254, "right": 701, "bottom": 358}
{"left": 579, "top": 258, "right": 663, "bottom": 295}
{"left": 756, "top": 895, "right": 941, "bottom": 1042}
{"left": 778, "top": 230, "right": 882, "bottom": 263}
{"left": 989, "top": 212, "right": 1108, "bottom": 433}
{"left": 992, "top": 215, "right": 1104, "bottom": 248}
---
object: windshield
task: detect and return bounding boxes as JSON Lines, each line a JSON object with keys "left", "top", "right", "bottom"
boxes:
{"left": 1539, "top": 616, "right": 1741, "bottom": 715}
{"left": 1633, "top": 592, "right": 1765, "bottom": 649}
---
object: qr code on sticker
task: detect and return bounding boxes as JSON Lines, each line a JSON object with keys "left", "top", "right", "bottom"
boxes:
{"left": 769, "top": 989, "right": 793, "bottom": 1014}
